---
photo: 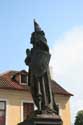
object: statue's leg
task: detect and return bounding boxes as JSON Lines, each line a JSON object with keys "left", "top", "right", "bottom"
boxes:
{"left": 31, "top": 76, "right": 42, "bottom": 113}
{"left": 39, "top": 76, "right": 48, "bottom": 109}
{"left": 37, "top": 79, "right": 42, "bottom": 112}
{"left": 44, "top": 71, "right": 54, "bottom": 110}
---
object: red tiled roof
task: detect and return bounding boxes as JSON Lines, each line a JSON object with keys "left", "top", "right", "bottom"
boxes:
{"left": 0, "top": 70, "right": 73, "bottom": 96}
{"left": 0, "top": 70, "right": 29, "bottom": 91}
{"left": 51, "top": 80, "right": 73, "bottom": 96}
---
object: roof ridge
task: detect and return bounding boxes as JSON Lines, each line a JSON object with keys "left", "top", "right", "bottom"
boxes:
{"left": 0, "top": 70, "right": 18, "bottom": 76}
{"left": 0, "top": 70, "right": 28, "bottom": 76}
{"left": 51, "top": 79, "right": 68, "bottom": 92}
{"left": 51, "top": 80, "right": 73, "bottom": 96}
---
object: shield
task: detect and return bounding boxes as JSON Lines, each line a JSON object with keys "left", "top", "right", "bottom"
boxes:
{"left": 31, "top": 49, "right": 51, "bottom": 77}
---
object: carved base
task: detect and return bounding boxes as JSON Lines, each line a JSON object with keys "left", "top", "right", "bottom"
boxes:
{"left": 33, "top": 113, "right": 63, "bottom": 125}
{"left": 18, "top": 112, "right": 63, "bottom": 125}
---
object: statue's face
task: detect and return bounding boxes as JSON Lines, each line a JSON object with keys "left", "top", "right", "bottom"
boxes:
{"left": 31, "top": 31, "right": 47, "bottom": 46}
{"left": 30, "top": 31, "right": 49, "bottom": 51}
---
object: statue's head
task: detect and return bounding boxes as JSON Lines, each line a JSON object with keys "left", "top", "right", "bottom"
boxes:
{"left": 30, "top": 20, "right": 49, "bottom": 51}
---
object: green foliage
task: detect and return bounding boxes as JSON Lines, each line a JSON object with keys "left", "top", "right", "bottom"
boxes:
{"left": 74, "top": 110, "right": 83, "bottom": 125}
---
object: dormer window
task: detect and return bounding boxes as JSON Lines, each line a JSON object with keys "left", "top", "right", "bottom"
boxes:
{"left": 20, "top": 74, "right": 28, "bottom": 85}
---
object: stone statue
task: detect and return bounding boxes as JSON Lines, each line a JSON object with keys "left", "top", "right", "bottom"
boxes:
{"left": 25, "top": 20, "right": 58, "bottom": 114}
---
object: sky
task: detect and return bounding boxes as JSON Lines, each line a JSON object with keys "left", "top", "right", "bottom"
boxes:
{"left": 0, "top": 0, "right": 83, "bottom": 124}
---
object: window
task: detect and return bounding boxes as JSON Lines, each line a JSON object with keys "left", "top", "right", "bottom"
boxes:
{"left": 20, "top": 74, "right": 28, "bottom": 85}
{"left": 23, "top": 103, "right": 34, "bottom": 120}
{"left": 0, "top": 101, "right": 6, "bottom": 125}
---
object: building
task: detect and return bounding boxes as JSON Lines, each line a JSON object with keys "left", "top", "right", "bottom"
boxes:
{"left": 0, "top": 70, "right": 73, "bottom": 125}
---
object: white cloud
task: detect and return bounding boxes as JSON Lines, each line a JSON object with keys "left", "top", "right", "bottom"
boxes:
{"left": 50, "top": 26, "right": 83, "bottom": 123}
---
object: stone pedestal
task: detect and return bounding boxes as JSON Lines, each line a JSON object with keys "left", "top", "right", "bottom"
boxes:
{"left": 18, "top": 113, "right": 63, "bottom": 125}
{"left": 33, "top": 113, "right": 63, "bottom": 125}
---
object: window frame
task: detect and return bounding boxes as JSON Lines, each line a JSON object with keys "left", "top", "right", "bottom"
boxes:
{"left": 0, "top": 101, "right": 6, "bottom": 125}
{"left": 23, "top": 102, "right": 34, "bottom": 120}
{"left": 19, "top": 74, "right": 28, "bottom": 85}
{"left": 21, "top": 100, "right": 34, "bottom": 122}
{"left": 0, "top": 99, "right": 8, "bottom": 125}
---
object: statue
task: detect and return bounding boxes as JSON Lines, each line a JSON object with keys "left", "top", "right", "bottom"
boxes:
{"left": 25, "top": 20, "right": 58, "bottom": 114}
{"left": 18, "top": 20, "right": 62, "bottom": 125}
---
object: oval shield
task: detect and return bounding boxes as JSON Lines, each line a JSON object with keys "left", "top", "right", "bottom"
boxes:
{"left": 31, "top": 49, "right": 51, "bottom": 77}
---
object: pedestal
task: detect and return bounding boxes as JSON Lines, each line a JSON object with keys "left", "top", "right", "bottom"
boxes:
{"left": 18, "top": 113, "right": 63, "bottom": 125}
{"left": 33, "top": 113, "right": 63, "bottom": 125}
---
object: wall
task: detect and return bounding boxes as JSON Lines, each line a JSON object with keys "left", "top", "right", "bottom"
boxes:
{"left": 0, "top": 89, "right": 71, "bottom": 125}
{"left": 55, "top": 94, "right": 71, "bottom": 125}
{"left": 0, "top": 89, "right": 33, "bottom": 125}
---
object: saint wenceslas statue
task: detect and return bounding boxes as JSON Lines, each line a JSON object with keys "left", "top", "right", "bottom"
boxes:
{"left": 25, "top": 20, "right": 58, "bottom": 115}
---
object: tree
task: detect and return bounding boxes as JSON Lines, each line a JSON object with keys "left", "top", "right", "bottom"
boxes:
{"left": 74, "top": 110, "right": 83, "bottom": 125}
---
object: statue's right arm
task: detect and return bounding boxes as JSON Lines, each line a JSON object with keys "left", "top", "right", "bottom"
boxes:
{"left": 25, "top": 49, "right": 31, "bottom": 66}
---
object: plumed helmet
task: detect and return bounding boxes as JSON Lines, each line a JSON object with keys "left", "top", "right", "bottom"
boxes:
{"left": 34, "top": 19, "right": 42, "bottom": 32}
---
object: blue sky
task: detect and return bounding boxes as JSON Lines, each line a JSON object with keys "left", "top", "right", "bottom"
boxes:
{"left": 0, "top": 0, "right": 83, "bottom": 124}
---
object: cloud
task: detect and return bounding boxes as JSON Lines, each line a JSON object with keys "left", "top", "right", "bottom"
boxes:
{"left": 50, "top": 26, "right": 83, "bottom": 123}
